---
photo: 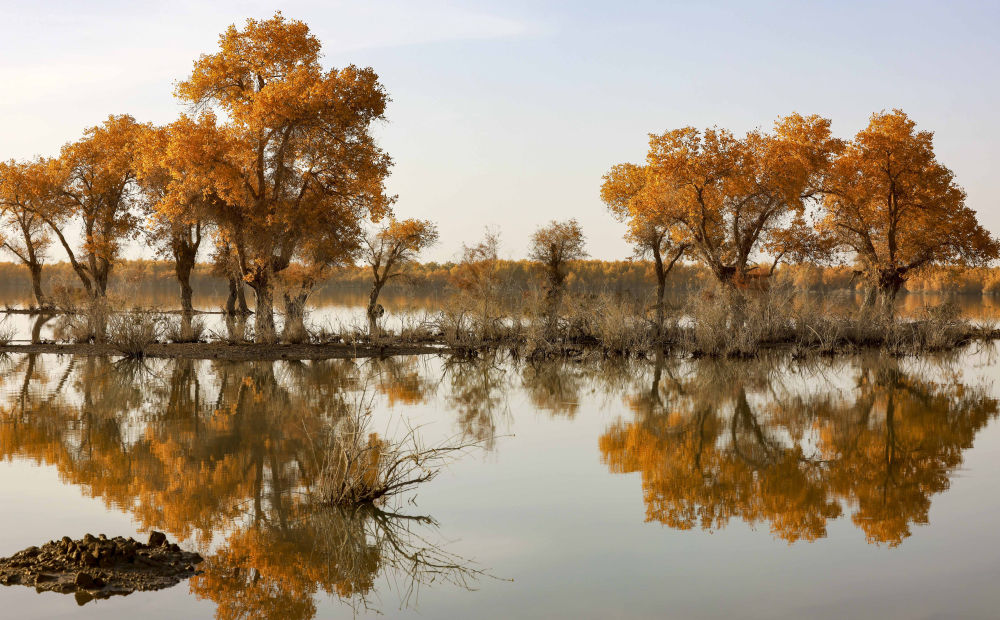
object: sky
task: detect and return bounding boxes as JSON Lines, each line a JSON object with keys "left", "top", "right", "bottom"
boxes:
{"left": 1, "top": 0, "right": 999, "bottom": 263}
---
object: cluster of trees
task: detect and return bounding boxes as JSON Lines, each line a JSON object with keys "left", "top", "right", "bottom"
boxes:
{"left": 602, "top": 110, "right": 1000, "bottom": 321}
{"left": 3, "top": 13, "right": 995, "bottom": 346}
{"left": 0, "top": 13, "right": 439, "bottom": 343}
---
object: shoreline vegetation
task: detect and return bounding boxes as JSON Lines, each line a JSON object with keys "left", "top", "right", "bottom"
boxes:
{"left": 1, "top": 13, "right": 998, "bottom": 361}
{"left": 0, "top": 275, "right": 996, "bottom": 360}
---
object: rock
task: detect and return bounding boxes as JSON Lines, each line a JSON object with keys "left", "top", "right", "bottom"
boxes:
{"left": 74, "top": 572, "right": 99, "bottom": 589}
{"left": 0, "top": 532, "right": 202, "bottom": 601}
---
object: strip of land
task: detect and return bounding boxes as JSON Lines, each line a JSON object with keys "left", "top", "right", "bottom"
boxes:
{"left": 0, "top": 342, "right": 447, "bottom": 361}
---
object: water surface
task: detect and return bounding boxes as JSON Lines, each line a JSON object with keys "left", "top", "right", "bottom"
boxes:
{"left": 1, "top": 336, "right": 999, "bottom": 618}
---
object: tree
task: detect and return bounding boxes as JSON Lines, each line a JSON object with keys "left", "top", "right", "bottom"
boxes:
{"left": 169, "top": 13, "right": 394, "bottom": 342}
{"left": 451, "top": 228, "right": 506, "bottom": 340}
{"left": 136, "top": 122, "right": 206, "bottom": 316}
{"left": 361, "top": 218, "right": 439, "bottom": 335}
{"left": 0, "top": 159, "right": 54, "bottom": 308}
{"left": 528, "top": 219, "right": 586, "bottom": 336}
{"left": 820, "top": 110, "right": 999, "bottom": 312}
{"left": 601, "top": 163, "right": 687, "bottom": 336}
{"left": 43, "top": 114, "right": 147, "bottom": 299}
{"left": 608, "top": 114, "right": 840, "bottom": 294}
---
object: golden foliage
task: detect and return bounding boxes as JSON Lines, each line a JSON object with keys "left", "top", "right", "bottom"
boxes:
{"left": 821, "top": 109, "right": 999, "bottom": 305}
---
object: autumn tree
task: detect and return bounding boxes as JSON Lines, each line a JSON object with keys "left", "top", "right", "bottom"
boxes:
{"left": 820, "top": 110, "right": 999, "bottom": 312}
{"left": 361, "top": 218, "right": 439, "bottom": 334}
{"left": 528, "top": 219, "right": 586, "bottom": 335}
{"left": 451, "top": 228, "right": 506, "bottom": 340}
{"left": 601, "top": 163, "right": 687, "bottom": 335}
{"left": 0, "top": 159, "right": 54, "bottom": 307}
{"left": 168, "top": 13, "right": 394, "bottom": 342}
{"left": 136, "top": 122, "right": 206, "bottom": 316}
{"left": 606, "top": 114, "right": 841, "bottom": 296}
{"left": 42, "top": 114, "right": 147, "bottom": 299}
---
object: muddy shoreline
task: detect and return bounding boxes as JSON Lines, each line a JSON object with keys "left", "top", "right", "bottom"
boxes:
{"left": 0, "top": 341, "right": 448, "bottom": 360}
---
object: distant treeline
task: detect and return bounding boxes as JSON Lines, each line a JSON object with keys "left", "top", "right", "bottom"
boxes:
{"left": 2, "top": 259, "right": 999, "bottom": 299}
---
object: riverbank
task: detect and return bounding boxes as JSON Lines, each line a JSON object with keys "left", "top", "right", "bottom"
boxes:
{"left": 0, "top": 341, "right": 447, "bottom": 361}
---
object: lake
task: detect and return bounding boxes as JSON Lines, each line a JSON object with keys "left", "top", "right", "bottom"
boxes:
{"left": 1, "top": 298, "right": 1000, "bottom": 618}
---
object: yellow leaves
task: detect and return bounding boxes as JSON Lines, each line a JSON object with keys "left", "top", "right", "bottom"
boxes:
{"left": 528, "top": 219, "right": 587, "bottom": 270}
{"left": 822, "top": 109, "right": 999, "bottom": 285}
{"left": 605, "top": 109, "right": 995, "bottom": 288}
{"left": 379, "top": 218, "right": 440, "bottom": 252}
{"left": 166, "top": 12, "right": 395, "bottom": 290}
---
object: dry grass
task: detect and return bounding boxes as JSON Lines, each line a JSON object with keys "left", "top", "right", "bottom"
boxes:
{"left": 313, "top": 396, "right": 480, "bottom": 507}
{"left": 164, "top": 316, "right": 206, "bottom": 343}
{"left": 107, "top": 310, "right": 164, "bottom": 358}
{"left": 0, "top": 321, "right": 14, "bottom": 346}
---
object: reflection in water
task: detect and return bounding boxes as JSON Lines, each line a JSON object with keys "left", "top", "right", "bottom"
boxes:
{"left": 443, "top": 355, "right": 510, "bottom": 449}
{"left": 0, "top": 350, "right": 997, "bottom": 616}
{"left": 0, "top": 355, "right": 486, "bottom": 616}
{"left": 600, "top": 354, "right": 999, "bottom": 545}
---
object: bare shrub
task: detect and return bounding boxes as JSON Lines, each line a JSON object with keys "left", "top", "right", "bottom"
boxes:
{"left": 0, "top": 321, "right": 14, "bottom": 346}
{"left": 164, "top": 315, "right": 206, "bottom": 343}
{"left": 314, "top": 398, "right": 479, "bottom": 507}
{"left": 108, "top": 311, "right": 163, "bottom": 358}
{"left": 53, "top": 300, "right": 110, "bottom": 343}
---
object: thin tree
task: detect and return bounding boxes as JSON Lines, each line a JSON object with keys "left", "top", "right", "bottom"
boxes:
{"left": 0, "top": 159, "right": 54, "bottom": 308}
{"left": 601, "top": 163, "right": 688, "bottom": 336}
{"left": 361, "top": 218, "right": 439, "bottom": 335}
{"left": 136, "top": 123, "right": 206, "bottom": 316}
{"left": 528, "top": 219, "right": 587, "bottom": 336}
{"left": 211, "top": 240, "right": 250, "bottom": 315}
{"left": 41, "top": 115, "right": 146, "bottom": 299}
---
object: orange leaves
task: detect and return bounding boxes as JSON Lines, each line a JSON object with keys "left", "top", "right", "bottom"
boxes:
{"left": 604, "top": 116, "right": 839, "bottom": 284}
{"left": 604, "top": 110, "right": 995, "bottom": 292}
{"left": 171, "top": 13, "right": 394, "bottom": 292}
{"left": 821, "top": 109, "right": 999, "bottom": 297}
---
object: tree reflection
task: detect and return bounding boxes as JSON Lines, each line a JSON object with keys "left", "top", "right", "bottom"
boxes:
{"left": 600, "top": 354, "right": 998, "bottom": 545}
{"left": 443, "top": 354, "right": 510, "bottom": 449}
{"left": 0, "top": 355, "right": 486, "bottom": 615}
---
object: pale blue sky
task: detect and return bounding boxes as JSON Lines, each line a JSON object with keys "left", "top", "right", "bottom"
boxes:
{"left": 1, "top": 0, "right": 998, "bottom": 262}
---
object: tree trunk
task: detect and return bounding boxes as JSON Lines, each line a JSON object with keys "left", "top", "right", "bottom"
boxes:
{"left": 27, "top": 261, "right": 46, "bottom": 309}
{"left": 282, "top": 290, "right": 309, "bottom": 343}
{"left": 367, "top": 279, "right": 385, "bottom": 337}
{"left": 861, "top": 269, "right": 904, "bottom": 318}
{"left": 175, "top": 253, "right": 195, "bottom": 315}
{"left": 236, "top": 278, "right": 249, "bottom": 314}
{"left": 250, "top": 269, "right": 277, "bottom": 344}
{"left": 225, "top": 312, "right": 248, "bottom": 343}
{"left": 653, "top": 247, "right": 666, "bottom": 339}
{"left": 542, "top": 268, "right": 564, "bottom": 340}
{"left": 225, "top": 274, "right": 250, "bottom": 315}
{"left": 30, "top": 314, "right": 51, "bottom": 344}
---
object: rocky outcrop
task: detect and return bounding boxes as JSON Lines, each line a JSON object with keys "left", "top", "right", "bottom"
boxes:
{"left": 0, "top": 531, "right": 202, "bottom": 604}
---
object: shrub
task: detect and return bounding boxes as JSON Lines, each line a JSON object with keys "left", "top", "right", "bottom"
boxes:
{"left": 108, "top": 311, "right": 163, "bottom": 358}
{"left": 164, "top": 316, "right": 206, "bottom": 343}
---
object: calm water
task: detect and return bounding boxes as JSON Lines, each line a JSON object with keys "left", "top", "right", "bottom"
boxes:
{"left": 0, "top": 338, "right": 999, "bottom": 619}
